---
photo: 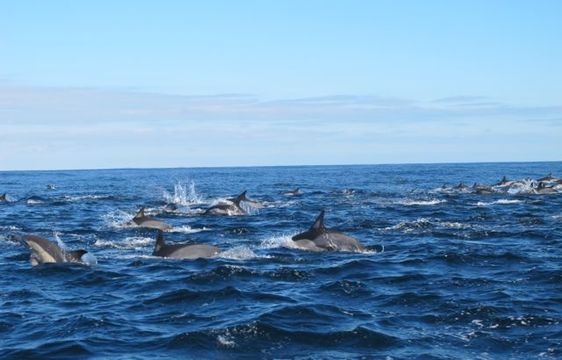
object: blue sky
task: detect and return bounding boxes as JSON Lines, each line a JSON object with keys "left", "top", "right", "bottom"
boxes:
{"left": 1, "top": 0, "right": 561, "bottom": 170}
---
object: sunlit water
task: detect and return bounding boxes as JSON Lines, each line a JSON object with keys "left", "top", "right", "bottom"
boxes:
{"left": 0, "top": 163, "right": 561, "bottom": 359}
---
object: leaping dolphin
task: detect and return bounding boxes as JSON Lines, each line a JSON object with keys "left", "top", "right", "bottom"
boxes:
{"left": 292, "top": 210, "right": 365, "bottom": 252}
{"left": 131, "top": 207, "right": 172, "bottom": 231}
{"left": 205, "top": 191, "right": 252, "bottom": 215}
{"left": 23, "top": 235, "right": 89, "bottom": 266}
{"left": 153, "top": 230, "right": 219, "bottom": 260}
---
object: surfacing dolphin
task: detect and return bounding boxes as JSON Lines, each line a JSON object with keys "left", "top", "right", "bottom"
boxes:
{"left": 23, "top": 235, "right": 89, "bottom": 266}
{"left": 131, "top": 207, "right": 172, "bottom": 231}
{"left": 292, "top": 210, "right": 365, "bottom": 252}
{"left": 282, "top": 188, "right": 302, "bottom": 196}
{"left": 0, "top": 193, "right": 7, "bottom": 202}
{"left": 153, "top": 230, "right": 219, "bottom": 260}
{"left": 205, "top": 190, "right": 252, "bottom": 215}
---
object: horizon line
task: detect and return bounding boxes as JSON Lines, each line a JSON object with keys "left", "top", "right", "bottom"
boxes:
{"left": 1, "top": 159, "right": 561, "bottom": 173}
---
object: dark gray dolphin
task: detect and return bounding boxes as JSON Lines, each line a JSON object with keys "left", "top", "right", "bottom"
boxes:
{"left": 131, "top": 207, "right": 172, "bottom": 231}
{"left": 153, "top": 230, "right": 219, "bottom": 260}
{"left": 0, "top": 193, "right": 7, "bottom": 202}
{"left": 292, "top": 210, "right": 365, "bottom": 252}
{"left": 23, "top": 235, "right": 88, "bottom": 266}
{"left": 205, "top": 191, "right": 250, "bottom": 215}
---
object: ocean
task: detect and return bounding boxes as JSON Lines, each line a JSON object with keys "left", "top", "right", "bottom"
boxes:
{"left": 0, "top": 162, "right": 561, "bottom": 359}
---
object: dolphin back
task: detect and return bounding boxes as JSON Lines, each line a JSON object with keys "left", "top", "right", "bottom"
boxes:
{"left": 24, "top": 235, "right": 66, "bottom": 264}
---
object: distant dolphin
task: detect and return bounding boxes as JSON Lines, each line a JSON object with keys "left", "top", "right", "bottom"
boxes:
{"left": 131, "top": 207, "right": 172, "bottom": 231}
{"left": 46, "top": 184, "right": 57, "bottom": 190}
{"left": 205, "top": 191, "right": 251, "bottom": 215}
{"left": 473, "top": 183, "right": 494, "bottom": 195}
{"left": 0, "top": 193, "right": 7, "bottom": 202}
{"left": 153, "top": 230, "right": 219, "bottom": 260}
{"left": 292, "top": 210, "right": 365, "bottom": 252}
{"left": 282, "top": 188, "right": 302, "bottom": 196}
{"left": 538, "top": 173, "right": 557, "bottom": 182}
{"left": 23, "top": 235, "right": 89, "bottom": 266}
{"left": 25, "top": 196, "right": 45, "bottom": 204}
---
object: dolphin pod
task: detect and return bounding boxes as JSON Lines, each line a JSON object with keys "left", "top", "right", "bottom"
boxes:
{"left": 9, "top": 172, "right": 559, "bottom": 266}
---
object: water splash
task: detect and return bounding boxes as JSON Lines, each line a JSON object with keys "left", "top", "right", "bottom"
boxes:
{"left": 163, "top": 181, "right": 203, "bottom": 206}
{"left": 219, "top": 246, "right": 271, "bottom": 259}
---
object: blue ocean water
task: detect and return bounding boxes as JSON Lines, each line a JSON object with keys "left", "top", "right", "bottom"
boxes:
{"left": 0, "top": 162, "right": 561, "bottom": 359}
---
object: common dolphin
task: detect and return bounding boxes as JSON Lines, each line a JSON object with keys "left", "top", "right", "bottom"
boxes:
{"left": 25, "top": 196, "right": 45, "bottom": 204}
{"left": 538, "top": 173, "right": 558, "bottom": 182}
{"left": 153, "top": 230, "right": 219, "bottom": 259}
{"left": 535, "top": 182, "right": 556, "bottom": 194}
{"left": 205, "top": 191, "right": 251, "bottom": 215}
{"left": 131, "top": 207, "right": 172, "bottom": 231}
{"left": 292, "top": 210, "right": 365, "bottom": 252}
{"left": 23, "top": 235, "right": 89, "bottom": 266}
{"left": 473, "top": 183, "right": 494, "bottom": 195}
{"left": 282, "top": 188, "right": 302, "bottom": 196}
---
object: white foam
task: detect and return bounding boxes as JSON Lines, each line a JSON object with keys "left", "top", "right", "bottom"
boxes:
{"left": 103, "top": 210, "right": 135, "bottom": 229}
{"left": 62, "top": 194, "right": 110, "bottom": 202}
{"left": 397, "top": 199, "right": 446, "bottom": 206}
{"left": 259, "top": 234, "right": 299, "bottom": 249}
{"left": 169, "top": 225, "right": 210, "bottom": 234}
{"left": 476, "top": 199, "right": 523, "bottom": 206}
{"left": 94, "top": 236, "right": 152, "bottom": 250}
{"left": 0, "top": 225, "right": 21, "bottom": 231}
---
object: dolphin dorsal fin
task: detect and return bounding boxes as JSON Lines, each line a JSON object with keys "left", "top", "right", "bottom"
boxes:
{"left": 134, "top": 207, "right": 145, "bottom": 219}
{"left": 154, "top": 230, "right": 166, "bottom": 254}
{"left": 233, "top": 191, "right": 248, "bottom": 205}
{"left": 310, "top": 210, "right": 326, "bottom": 232}
{"left": 0, "top": 193, "right": 5, "bottom": 200}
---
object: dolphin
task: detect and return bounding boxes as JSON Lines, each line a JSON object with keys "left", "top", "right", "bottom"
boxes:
{"left": 205, "top": 191, "right": 251, "bottom": 215}
{"left": 535, "top": 182, "right": 556, "bottom": 194}
{"left": 46, "top": 184, "right": 57, "bottom": 190}
{"left": 131, "top": 207, "right": 172, "bottom": 231}
{"left": 0, "top": 193, "right": 7, "bottom": 202}
{"left": 282, "top": 188, "right": 302, "bottom": 196}
{"left": 538, "top": 173, "right": 558, "bottom": 183}
{"left": 23, "top": 235, "right": 89, "bottom": 266}
{"left": 292, "top": 210, "right": 365, "bottom": 252}
{"left": 473, "top": 183, "right": 494, "bottom": 195}
{"left": 25, "top": 196, "right": 45, "bottom": 204}
{"left": 153, "top": 230, "right": 219, "bottom": 260}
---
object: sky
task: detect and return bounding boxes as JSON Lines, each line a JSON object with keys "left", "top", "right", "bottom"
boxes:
{"left": 0, "top": 0, "right": 561, "bottom": 170}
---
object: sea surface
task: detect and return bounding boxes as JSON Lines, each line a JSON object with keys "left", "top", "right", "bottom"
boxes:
{"left": 0, "top": 162, "right": 561, "bottom": 359}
